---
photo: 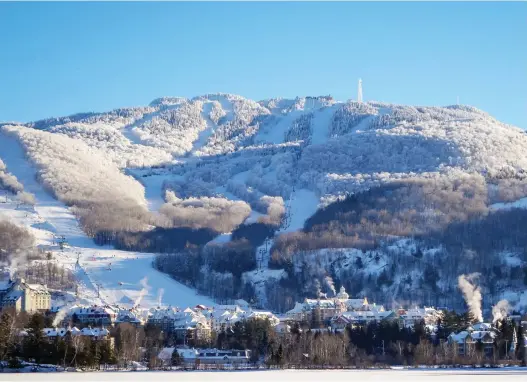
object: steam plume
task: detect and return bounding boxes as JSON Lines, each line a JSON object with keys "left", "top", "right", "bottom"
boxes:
{"left": 157, "top": 288, "right": 164, "bottom": 307}
{"left": 325, "top": 275, "right": 336, "bottom": 297}
{"left": 52, "top": 304, "right": 72, "bottom": 327}
{"left": 314, "top": 279, "right": 322, "bottom": 298}
{"left": 492, "top": 299, "right": 510, "bottom": 324}
{"left": 133, "top": 277, "right": 149, "bottom": 308}
{"left": 458, "top": 273, "right": 483, "bottom": 322}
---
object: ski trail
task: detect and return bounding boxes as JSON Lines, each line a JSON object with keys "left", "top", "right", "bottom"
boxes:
{"left": 190, "top": 102, "right": 216, "bottom": 155}
{"left": 0, "top": 130, "right": 92, "bottom": 248}
{"left": 0, "top": 128, "right": 215, "bottom": 309}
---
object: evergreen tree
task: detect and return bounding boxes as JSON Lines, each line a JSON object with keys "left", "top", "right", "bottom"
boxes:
{"left": 517, "top": 325, "right": 526, "bottom": 365}
{"left": 171, "top": 348, "right": 182, "bottom": 366}
{"left": 276, "top": 343, "right": 284, "bottom": 367}
{"left": 23, "top": 313, "right": 46, "bottom": 364}
{"left": 100, "top": 339, "right": 117, "bottom": 366}
{"left": 0, "top": 312, "right": 15, "bottom": 362}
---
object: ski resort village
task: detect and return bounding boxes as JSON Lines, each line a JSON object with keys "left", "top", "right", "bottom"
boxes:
{"left": 1, "top": 91, "right": 527, "bottom": 370}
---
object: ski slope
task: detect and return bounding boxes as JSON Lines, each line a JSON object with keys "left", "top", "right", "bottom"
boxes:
{"left": 0, "top": 130, "right": 214, "bottom": 309}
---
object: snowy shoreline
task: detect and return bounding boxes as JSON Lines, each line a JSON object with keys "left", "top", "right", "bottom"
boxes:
{"left": 3, "top": 364, "right": 527, "bottom": 374}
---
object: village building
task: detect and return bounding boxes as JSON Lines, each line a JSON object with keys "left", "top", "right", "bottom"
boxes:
{"left": 448, "top": 323, "right": 497, "bottom": 357}
{"left": 285, "top": 286, "right": 374, "bottom": 326}
{"left": 0, "top": 278, "right": 51, "bottom": 313}
{"left": 66, "top": 305, "right": 118, "bottom": 326}
{"left": 330, "top": 309, "right": 397, "bottom": 329}
{"left": 114, "top": 308, "right": 147, "bottom": 327}
{"left": 204, "top": 305, "right": 280, "bottom": 332}
{"left": 172, "top": 309, "right": 212, "bottom": 344}
{"left": 398, "top": 307, "right": 443, "bottom": 328}
{"left": 157, "top": 347, "right": 251, "bottom": 366}
{"left": 42, "top": 326, "right": 110, "bottom": 340}
{"left": 147, "top": 307, "right": 181, "bottom": 332}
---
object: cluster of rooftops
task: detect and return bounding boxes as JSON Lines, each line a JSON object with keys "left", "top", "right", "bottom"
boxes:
{"left": 51, "top": 300, "right": 279, "bottom": 332}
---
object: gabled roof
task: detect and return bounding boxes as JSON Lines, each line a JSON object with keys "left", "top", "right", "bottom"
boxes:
{"left": 286, "top": 302, "right": 305, "bottom": 315}
{"left": 471, "top": 322, "right": 492, "bottom": 331}
{"left": 43, "top": 328, "right": 68, "bottom": 337}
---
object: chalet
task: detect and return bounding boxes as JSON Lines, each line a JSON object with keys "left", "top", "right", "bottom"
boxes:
{"left": 205, "top": 305, "right": 280, "bottom": 332}
{"left": 448, "top": 325, "right": 496, "bottom": 357}
{"left": 42, "top": 326, "right": 110, "bottom": 341}
{"left": 67, "top": 305, "right": 117, "bottom": 326}
{"left": 171, "top": 308, "right": 212, "bottom": 343}
{"left": 114, "top": 308, "right": 146, "bottom": 327}
{"left": 147, "top": 307, "right": 180, "bottom": 332}
{"left": 157, "top": 347, "right": 251, "bottom": 366}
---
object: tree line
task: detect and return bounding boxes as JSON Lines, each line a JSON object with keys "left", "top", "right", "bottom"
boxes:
{"left": 1, "top": 310, "right": 525, "bottom": 371}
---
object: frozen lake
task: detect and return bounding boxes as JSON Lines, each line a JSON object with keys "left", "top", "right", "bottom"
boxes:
{"left": 1, "top": 369, "right": 527, "bottom": 381}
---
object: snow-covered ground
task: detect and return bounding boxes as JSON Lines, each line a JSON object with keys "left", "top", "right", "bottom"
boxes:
{"left": 0, "top": 131, "right": 214, "bottom": 309}
{"left": 3, "top": 368, "right": 527, "bottom": 380}
{"left": 282, "top": 189, "right": 319, "bottom": 233}
{"left": 3, "top": 94, "right": 527, "bottom": 311}
{"left": 490, "top": 197, "right": 527, "bottom": 210}
{"left": 310, "top": 106, "right": 337, "bottom": 145}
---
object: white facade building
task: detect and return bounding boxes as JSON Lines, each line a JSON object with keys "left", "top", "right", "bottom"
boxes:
{"left": 0, "top": 278, "right": 50, "bottom": 313}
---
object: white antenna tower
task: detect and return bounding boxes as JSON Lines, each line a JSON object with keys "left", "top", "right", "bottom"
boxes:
{"left": 457, "top": 96, "right": 460, "bottom": 105}
{"left": 357, "top": 78, "right": 363, "bottom": 103}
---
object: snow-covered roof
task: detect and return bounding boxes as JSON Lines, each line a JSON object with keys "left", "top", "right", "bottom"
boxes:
{"left": 212, "top": 305, "right": 245, "bottom": 313}
{"left": 80, "top": 327, "right": 110, "bottom": 337}
{"left": 148, "top": 307, "right": 180, "bottom": 321}
{"left": 158, "top": 347, "right": 199, "bottom": 360}
{"left": 3, "top": 290, "right": 23, "bottom": 301}
{"left": 1, "top": 278, "right": 50, "bottom": 295}
{"left": 115, "top": 308, "right": 144, "bottom": 324}
{"left": 449, "top": 329, "right": 496, "bottom": 344}
{"left": 157, "top": 347, "right": 175, "bottom": 361}
{"left": 0, "top": 280, "right": 14, "bottom": 291}
{"left": 244, "top": 310, "right": 280, "bottom": 326}
{"left": 400, "top": 307, "right": 441, "bottom": 319}
{"left": 471, "top": 322, "right": 492, "bottom": 331}
{"left": 304, "top": 298, "right": 338, "bottom": 309}
{"left": 449, "top": 331, "right": 469, "bottom": 343}
{"left": 42, "top": 326, "right": 109, "bottom": 338}
{"left": 69, "top": 305, "right": 117, "bottom": 317}
{"left": 334, "top": 310, "right": 395, "bottom": 323}
{"left": 26, "top": 283, "right": 49, "bottom": 293}
{"left": 286, "top": 302, "right": 306, "bottom": 315}
{"left": 43, "top": 328, "right": 68, "bottom": 337}
{"left": 344, "top": 298, "right": 368, "bottom": 310}
{"left": 470, "top": 331, "right": 496, "bottom": 342}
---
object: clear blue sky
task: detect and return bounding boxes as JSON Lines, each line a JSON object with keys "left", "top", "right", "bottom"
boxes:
{"left": 1, "top": 2, "right": 525, "bottom": 128}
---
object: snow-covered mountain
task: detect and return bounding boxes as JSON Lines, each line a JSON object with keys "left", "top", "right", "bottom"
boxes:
{"left": 1, "top": 93, "right": 527, "bottom": 313}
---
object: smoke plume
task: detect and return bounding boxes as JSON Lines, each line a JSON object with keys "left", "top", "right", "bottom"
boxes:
{"left": 458, "top": 273, "right": 483, "bottom": 323}
{"left": 492, "top": 299, "right": 510, "bottom": 324}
